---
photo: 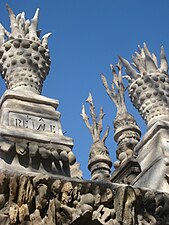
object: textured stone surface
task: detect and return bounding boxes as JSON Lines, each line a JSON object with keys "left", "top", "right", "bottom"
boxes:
{"left": 0, "top": 173, "right": 167, "bottom": 225}
{"left": 111, "top": 159, "right": 141, "bottom": 184}
{"left": 0, "top": 5, "right": 51, "bottom": 94}
{"left": 120, "top": 43, "right": 169, "bottom": 128}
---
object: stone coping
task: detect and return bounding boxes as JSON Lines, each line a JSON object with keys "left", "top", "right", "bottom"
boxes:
{"left": 0, "top": 90, "right": 59, "bottom": 109}
{"left": 0, "top": 126, "right": 74, "bottom": 146}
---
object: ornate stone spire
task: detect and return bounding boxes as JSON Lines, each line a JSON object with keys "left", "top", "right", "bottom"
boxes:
{"left": 0, "top": 6, "right": 78, "bottom": 178}
{"left": 81, "top": 93, "right": 112, "bottom": 180}
{"left": 101, "top": 62, "right": 141, "bottom": 168}
{"left": 0, "top": 5, "right": 51, "bottom": 94}
{"left": 119, "top": 43, "right": 169, "bottom": 128}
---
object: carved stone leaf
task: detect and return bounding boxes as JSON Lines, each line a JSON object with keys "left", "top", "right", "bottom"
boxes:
{"left": 39, "top": 147, "right": 51, "bottom": 159}
{"left": 15, "top": 142, "right": 27, "bottom": 155}
{"left": 29, "top": 142, "right": 39, "bottom": 157}
{"left": 0, "top": 141, "right": 13, "bottom": 152}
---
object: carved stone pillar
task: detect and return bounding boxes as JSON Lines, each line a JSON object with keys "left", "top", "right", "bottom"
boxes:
{"left": 0, "top": 5, "right": 78, "bottom": 178}
{"left": 120, "top": 44, "right": 169, "bottom": 192}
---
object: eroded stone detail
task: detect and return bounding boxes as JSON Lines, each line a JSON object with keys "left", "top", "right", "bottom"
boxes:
{"left": 0, "top": 4, "right": 168, "bottom": 225}
{"left": 0, "top": 173, "right": 168, "bottom": 225}
{"left": 0, "top": 89, "right": 77, "bottom": 177}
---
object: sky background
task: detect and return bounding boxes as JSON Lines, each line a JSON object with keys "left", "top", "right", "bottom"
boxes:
{"left": 0, "top": 0, "right": 169, "bottom": 179}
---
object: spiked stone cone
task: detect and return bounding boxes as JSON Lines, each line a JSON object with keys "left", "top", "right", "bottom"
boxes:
{"left": 119, "top": 43, "right": 169, "bottom": 128}
{"left": 0, "top": 5, "right": 51, "bottom": 94}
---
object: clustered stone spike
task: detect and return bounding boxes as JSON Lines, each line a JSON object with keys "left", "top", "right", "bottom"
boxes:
{"left": 0, "top": 5, "right": 51, "bottom": 94}
{"left": 101, "top": 62, "right": 141, "bottom": 168}
{"left": 120, "top": 43, "right": 169, "bottom": 127}
{"left": 81, "top": 93, "right": 112, "bottom": 180}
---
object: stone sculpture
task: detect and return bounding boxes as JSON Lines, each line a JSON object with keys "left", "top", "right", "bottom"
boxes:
{"left": 0, "top": 4, "right": 168, "bottom": 225}
{"left": 81, "top": 93, "right": 112, "bottom": 180}
{"left": 118, "top": 44, "right": 169, "bottom": 192}
{"left": 101, "top": 62, "right": 141, "bottom": 185}
{"left": 101, "top": 62, "right": 141, "bottom": 168}
{"left": 0, "top": 5, "right": 50, "bottom": 94}
{"left": 120, "top": 43, "right": 168, "bottom": 127}
{"left": 0, "top": 5, "right": 78, "bottom": 177}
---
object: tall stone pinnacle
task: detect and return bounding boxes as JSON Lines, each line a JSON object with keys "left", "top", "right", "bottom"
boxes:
{"left": 81, "top": 93, "right": 112, "bottom": 180}
{"left": 0, "top": 6, "right": 78, "bottom": 178}
{"left": 101, "top": 61, "right": 141, "bottom": 168}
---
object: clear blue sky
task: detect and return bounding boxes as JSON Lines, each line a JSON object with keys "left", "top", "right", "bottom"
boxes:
{"left": 0, "top": 0, "right": 169, "bottom": 179}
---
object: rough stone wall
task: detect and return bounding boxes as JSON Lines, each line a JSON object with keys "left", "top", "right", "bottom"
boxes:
{"left": 0, "top": 172, "right": 168, "bottom": 225}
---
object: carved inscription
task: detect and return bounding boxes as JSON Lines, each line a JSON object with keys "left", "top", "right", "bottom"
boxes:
{"left": 9, "top": 112, "right": 58, "bottom": 134}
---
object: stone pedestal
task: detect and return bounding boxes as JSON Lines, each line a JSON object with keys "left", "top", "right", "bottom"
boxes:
{"left": 132, "top": 120, "right": 169, "bottom": 192}
{"left": 0, "top": 90, "right": 75, "bottom": 176}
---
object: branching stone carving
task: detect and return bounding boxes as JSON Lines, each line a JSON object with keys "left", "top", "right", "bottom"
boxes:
{"left": 81, "top": 93, "right": 112, "bottom": 180}
{"left": 101, "top": 62, "right": 141, "bottom": 169}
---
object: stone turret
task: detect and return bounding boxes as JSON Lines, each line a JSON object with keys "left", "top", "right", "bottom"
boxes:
{"left": 81, "top": 93, "right": 112, "bottom": 180}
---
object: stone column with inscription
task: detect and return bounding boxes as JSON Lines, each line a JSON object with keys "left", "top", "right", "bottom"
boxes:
{"left": 0, "top": 5, "right": 79, "bottom": 178}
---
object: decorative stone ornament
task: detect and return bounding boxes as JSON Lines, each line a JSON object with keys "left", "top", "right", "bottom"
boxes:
{"left": 101, "top": 62, "right": 141, "bottom": 169}
{"left": 0, "top": 6, "right": 79, "bottom": 178}
{"left": 0, "top": 5, "right": 51, "bottom": 94}
{"left": 81, "top": 93, "right": 112, "bottom": 180}
{"left": 120, "top": 43, "right": 169, "bottom": 128}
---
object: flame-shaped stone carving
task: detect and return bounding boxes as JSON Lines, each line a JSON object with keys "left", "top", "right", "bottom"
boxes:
{"left": 0, "top": 5, "right": 51, "bottom": 94}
